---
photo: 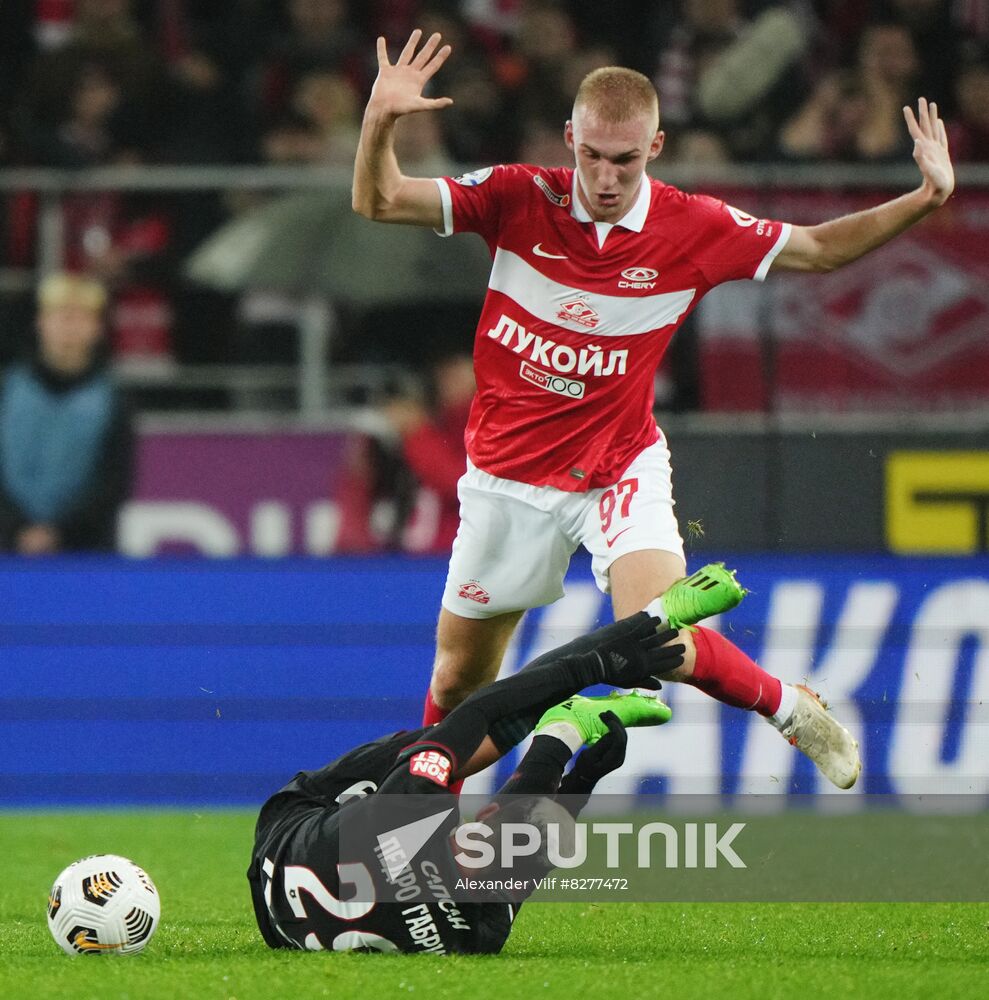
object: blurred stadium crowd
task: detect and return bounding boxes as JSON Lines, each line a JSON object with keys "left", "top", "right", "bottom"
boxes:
{"left": 2, "top": 0, "right": 988, "bottom": 172}
{"left": 1, "top": 1, "right": 987, "bottom": 372}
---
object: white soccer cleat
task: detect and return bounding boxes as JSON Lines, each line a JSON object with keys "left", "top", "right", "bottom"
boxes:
{"left": 781, "top": 685, "right": 861, "bottom": 789}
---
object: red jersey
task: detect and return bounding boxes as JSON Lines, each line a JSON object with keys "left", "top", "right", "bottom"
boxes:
{"left": 435, "top": 165, "right": 790, "bottom": 491}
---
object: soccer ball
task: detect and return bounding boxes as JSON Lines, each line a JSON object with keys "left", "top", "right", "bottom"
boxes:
{"left": 47, "top": 854, "right": 160, "bottom": 956}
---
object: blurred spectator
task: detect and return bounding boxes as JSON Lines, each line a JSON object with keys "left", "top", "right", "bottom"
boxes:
{"left": 518, "top": 119, "right": 572, "bottom": 167}
{"left": 653, "top": 0, "right": 810, "bottom": 160}
{"left": 161, "top": 2, "right": 273, "bottom": 87}
{"left": 8, "top": 46, "right": 178, "bottom": 371}
{"left": 333, "top": 430, "right": 392, "bottom": 553}
{"left": 461, "top": 0, "right": 525, "bottom": 41}
{"left": 568, "top": 0, "right": 666, "bottom": 73}
{"left": 161, "top": 40, "right": 255, "bottom": 164}
{"left": 262, "top": 70, "right": 361, "bottom": 166}
{"left": 954, "top": 0, "right": 989, "bottom": 41}
{"left": 855, "top": 22, "right": 924, "bottom": 158}
{"left": 779, "top": 22, "right": 920, "bottom": 161}
{"left": 250, "top": 0, "right": 363, "bottom": 128}
{"left": 20, "top": 59, "right": 139, "bottom": 168}
{"left": 0, "top": 273, "right": 133, "bottom": 553}
{"left": 500, "top": 1, "right": 582, "bottom": 124}
{"left": 811, "top": 0, "right": 872, "bottom": 61}
{"left": 667, "top": 127, "right": 732, "bottom": 165}
{"left": 778, "top": 69, "right": 871, "bottom": 159}
{"left": 393, "top": 111, "right": 455, "bottom": 175}
{"left": 880, "top": 0, "right": 958, "bottom": 106}
{"left": 72, "top": 0, "right": 145, "bottom": 45}
{"left": 422, "top": 5, "right": 515, "bottom": 164}
{"left": 17, "top": 0, "right": 164, "bottom": 153}
{"left": 382, "top": 354, "right": 474, "bottom": 554}
{"left": 442, "top": 59, "right": 515, "bottom": 162}
{"left": 948, "top": 51, "right": 989, "bottom": 161}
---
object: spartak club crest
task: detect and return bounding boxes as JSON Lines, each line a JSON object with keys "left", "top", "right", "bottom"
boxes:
{"left": 557, "top": 299, "right": 599, "bottom": 329}
{"left": 458, "top": 581, "right": 490, "bottom": 604}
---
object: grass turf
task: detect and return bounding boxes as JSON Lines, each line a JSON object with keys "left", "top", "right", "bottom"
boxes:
{"left": 0, "top": 811, "right": 985, "bottom": 1000}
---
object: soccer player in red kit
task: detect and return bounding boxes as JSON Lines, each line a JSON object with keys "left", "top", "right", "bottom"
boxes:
{"left": 352, "top": 30, "right": 956, "bottom": 790}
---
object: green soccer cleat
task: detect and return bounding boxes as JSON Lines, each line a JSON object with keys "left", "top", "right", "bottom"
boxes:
{"left": 662, "top": 562, "right": 748, "bottom": 631}
{"left": 536, "top": 690, "right": 672, "bottom": 746}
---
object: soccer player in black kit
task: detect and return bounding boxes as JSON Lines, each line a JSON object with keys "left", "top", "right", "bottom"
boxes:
{"left": 248, "top": 612, "right": 686, "bottom": 955}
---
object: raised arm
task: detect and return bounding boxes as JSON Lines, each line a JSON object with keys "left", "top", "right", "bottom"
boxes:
{"left": 352, "top": 30, "right": 452, "bottom": 227}
{"left": 772, "top": 97, "right": 955, "bottom": 273}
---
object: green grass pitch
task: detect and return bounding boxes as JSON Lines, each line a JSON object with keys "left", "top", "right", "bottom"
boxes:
{"left": 1, "top": 811, "right": 985, "bottom": 1000}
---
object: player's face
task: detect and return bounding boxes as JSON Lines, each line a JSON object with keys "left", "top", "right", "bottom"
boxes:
{"left": 565, "top": 108, "right": 664, "bottom": 223}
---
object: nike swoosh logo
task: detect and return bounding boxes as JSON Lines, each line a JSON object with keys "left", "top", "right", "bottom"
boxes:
{"left": 533, "top": 243, "right": 568, "bottom": 260}
{"left": 605, "top": 527, "right": 632, "bottom": 548}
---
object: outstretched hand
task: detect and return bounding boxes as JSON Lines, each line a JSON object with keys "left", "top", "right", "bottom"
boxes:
{"left": 368, "top": 29, "right": 453, "bottom": 119}
{"left": 903, "top": 97, "right": 954, "bottom": 206}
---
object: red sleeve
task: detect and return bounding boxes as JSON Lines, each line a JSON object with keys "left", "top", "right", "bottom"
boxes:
{"left": 435, "top": 164, "right": 533, "bottom": 244}
{"left": 682, "top": 193, "right": 791, "bottom": 286}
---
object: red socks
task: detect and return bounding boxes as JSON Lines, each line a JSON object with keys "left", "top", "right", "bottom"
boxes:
{"left": 422, "top": 689, "right": 450, "bottom": 727}
{"left": 687, "top": 626, "right": 782, "bottom": 717}
{"left": 421, "top": 690, "right": 463, "bottom": 794}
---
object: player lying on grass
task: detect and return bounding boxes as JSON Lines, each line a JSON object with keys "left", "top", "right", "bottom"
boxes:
{"left": 249, "top": 609, "right": 692, "bottom": 955}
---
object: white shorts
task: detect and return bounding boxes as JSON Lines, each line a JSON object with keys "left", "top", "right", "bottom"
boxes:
{"left": 441, "top": 437, "right": 685, "bottom": 619}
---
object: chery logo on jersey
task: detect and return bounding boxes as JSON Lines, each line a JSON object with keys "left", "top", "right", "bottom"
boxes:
{"left": 619, "top": 267, "right": 658, "bottom": 289}
{"left": 520, "top": 361, "right": 586, "bottom": 399}
{"left": 487, "top": 315, "right": 629, "bottom": 378}
{"left": 409, "top": 750, "right": 452, "bottom": 787}
{"left": 557, "top": 299, "right": 600, "bottom": 329}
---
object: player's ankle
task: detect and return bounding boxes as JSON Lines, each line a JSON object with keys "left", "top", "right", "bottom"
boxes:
{"left": 535, "top": 721, "right": 583, "bottom": 754}
{"left": 766, "top": 683, "right": 799, "bottom": 731}
{"left": 643, "top": 595, "right": 666, "bottom": 621}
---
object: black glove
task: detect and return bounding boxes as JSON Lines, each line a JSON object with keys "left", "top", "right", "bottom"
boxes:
{"left": 560, "top": 712, "right": 628, "bottom": 794}
{"left": 581, "top": 611, "right": 685, "bottom": 688}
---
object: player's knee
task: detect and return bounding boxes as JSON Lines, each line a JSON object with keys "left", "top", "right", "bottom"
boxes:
{"left": 659, "top": 629, "right": 697, "bottom": 683}
{"left": 429, "top": 660, "right": 483, "bottom": 711}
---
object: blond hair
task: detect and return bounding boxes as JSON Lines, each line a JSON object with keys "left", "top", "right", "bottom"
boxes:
{"left": 37, "top": 273, "right": 107, "bottom": 313}
{"left": 573, "top": 67, "right": 660, "bottom": 129}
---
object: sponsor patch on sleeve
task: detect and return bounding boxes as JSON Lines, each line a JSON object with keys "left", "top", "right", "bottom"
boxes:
{"left": 454, "top": 166, "right": 494, "bottom": 187}
{"left": 726, "top": 204, "right": 774, "bottom": 237}
{"left": 409, "top": 750, "right": 453, "bottom": 786}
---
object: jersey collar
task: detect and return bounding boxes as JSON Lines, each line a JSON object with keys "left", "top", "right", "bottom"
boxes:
{"left": 570, "top": 171, "right": 651, "bottom": 232}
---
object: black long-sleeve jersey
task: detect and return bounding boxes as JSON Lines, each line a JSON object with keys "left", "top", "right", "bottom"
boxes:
{"left": 247, "top": 729, "right": 515, "bottom": 955}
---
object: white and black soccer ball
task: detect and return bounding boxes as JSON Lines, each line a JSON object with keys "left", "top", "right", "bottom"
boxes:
{"left": 47, "top": 854, "right": 160, "bottom": 956}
